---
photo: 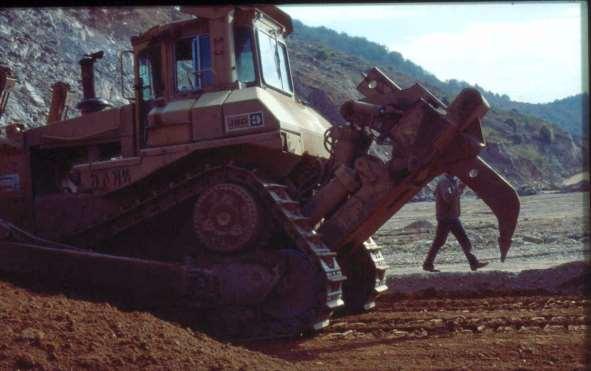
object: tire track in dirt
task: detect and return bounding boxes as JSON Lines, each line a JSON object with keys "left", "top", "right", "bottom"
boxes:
{"left": 246, "top": 294, "right": 588, "bottom": 370}
{"left": 321, "top": 295, "right": 588, "bottom": 339}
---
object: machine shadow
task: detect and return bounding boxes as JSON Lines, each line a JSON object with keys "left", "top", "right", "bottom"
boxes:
{"left": 240, "top": 330, "right": 424, "bottom": 363}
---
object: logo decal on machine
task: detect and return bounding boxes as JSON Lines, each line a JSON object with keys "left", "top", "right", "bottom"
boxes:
{"left": 225, "top": 111, "right": 264, "bottom": 132}
{"left": 0, "top": 174, "right": 20, "bottom": 193}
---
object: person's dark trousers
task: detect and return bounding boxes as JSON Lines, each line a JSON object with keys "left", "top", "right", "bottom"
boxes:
{"left": 424, "top": 218, "right": 478, "bottom": 266}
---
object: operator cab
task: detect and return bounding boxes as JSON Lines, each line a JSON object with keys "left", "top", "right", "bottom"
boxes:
{"left": 130, "top": 6, "right": 295, "bottom": 148}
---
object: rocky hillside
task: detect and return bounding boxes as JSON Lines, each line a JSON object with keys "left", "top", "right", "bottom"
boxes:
{"left": 448, "top": 83, "right": 587, "bottom": 139}
{"left": 0, "top": 8, "right": 185, "bottom": 126}
{"left": 287, "top": 21, "right": 585, "bottom": 189}
{"left": 0, "top": 7, "right": 585, "bottom": 189}
{"left": 290, "top": 20, "right": 588, "bottom": 139}
{"left": 503, "top": 94, "right": 587, "bottom": 138}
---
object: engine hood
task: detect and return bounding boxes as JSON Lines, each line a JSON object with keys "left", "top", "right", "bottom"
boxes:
{"left": 224, "top": 87, "right": 332, "bottom": 158}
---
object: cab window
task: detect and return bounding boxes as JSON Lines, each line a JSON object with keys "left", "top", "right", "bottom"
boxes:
{"left": 174, "top": 35, "right": 213, "bottom": 92}
{"left": 175, "top": 38, "right": 195, "bottom": 91}
{"left": 256, "top": 29, "right": 292, "bottom": 94}
{"left": 234, "top": 27, "right": 256, "bottom": 83}
{"left": 138, "top": 46, "right": 163, "bottom": 100}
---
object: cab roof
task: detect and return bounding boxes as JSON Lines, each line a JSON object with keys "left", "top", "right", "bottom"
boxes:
{"left": 131, "top": 5, "right": 293, "bottom": 46}
{"left": 131, "top": 18, "right": 197, "bottom": 46}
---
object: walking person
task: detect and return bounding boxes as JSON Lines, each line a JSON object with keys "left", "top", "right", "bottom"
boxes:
{"left": 423, "top": 174, "right": 488, "bottom": 272}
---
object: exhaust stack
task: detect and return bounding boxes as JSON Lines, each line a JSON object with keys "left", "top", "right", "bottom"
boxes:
{"left": 47, "top": 82, "right": 70, "bottom": 124}
{"left": 76, "top": 51, "right": 111, "bottom": 115}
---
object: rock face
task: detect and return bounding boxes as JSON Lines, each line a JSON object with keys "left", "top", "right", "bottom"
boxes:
{"left": 0, "top": 8, "right": 185, "bottom": 126}
{"left": 0, "top": 7, "right": 584, "bottom": 189}
{"left": 560, "top": 172, "right": 590, "bottom": 192}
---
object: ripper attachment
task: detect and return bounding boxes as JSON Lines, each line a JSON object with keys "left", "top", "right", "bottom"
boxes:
{"left": 308, "top": 67, "right": 520, "bottom": 262}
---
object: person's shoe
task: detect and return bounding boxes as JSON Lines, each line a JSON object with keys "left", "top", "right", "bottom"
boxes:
{"left": 422, "top": 262, "right": 440, "bottom": 272}
{"left": 470, "top": 261, "right": 489, "bottom": 271}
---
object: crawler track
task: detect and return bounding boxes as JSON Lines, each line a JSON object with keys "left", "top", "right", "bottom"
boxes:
{"left": 4, "top": 165, "right": 346, "bottom": 340}
{"left": 197, "top": 166, "right": 346, "bottom": 339}
{"left": 337, "top": 238, "right": 388, "bottom": 312}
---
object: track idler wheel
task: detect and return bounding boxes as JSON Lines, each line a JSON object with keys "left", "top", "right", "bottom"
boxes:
{"left": 193, "top": 182, "right": 266, "bottom": 253}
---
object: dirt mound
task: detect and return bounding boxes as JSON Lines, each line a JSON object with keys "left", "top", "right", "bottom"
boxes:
{"left": 0, "top": 275, "right": 587, "bottom": 370}
{"left": 387, "top": 261, "right": 590, "bottom": 298}
{"left": 402, "top": 219, "right": 434, "bottom": 231}
{"left": 0, "top": 280, "right": 294, "bottom": 370}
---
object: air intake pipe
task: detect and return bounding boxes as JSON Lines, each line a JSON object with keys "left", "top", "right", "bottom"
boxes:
{"left": 76, "top": 51, "right": 111, "bottom": 115}
{"left": 47, "top": 82, "right": 70, "bottom": 124}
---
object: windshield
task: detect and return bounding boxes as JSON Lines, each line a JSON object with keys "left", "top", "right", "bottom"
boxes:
{"left": 256, "top": 29, "right": 292, "bottom": 94}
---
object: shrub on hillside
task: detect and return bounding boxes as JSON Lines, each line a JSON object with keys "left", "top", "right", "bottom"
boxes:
{"left": 539, "top": 125, "right": 554, "bottom": 144}
{"left": 314, "top": 48, "right": 329, "bottom": 61}
{"left": 504, "top": 118, "right": 517, "bottom": 132}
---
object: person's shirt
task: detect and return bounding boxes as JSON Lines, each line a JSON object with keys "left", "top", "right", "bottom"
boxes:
{"left": 435, "top": 176, "right": 464, "bottom": 220}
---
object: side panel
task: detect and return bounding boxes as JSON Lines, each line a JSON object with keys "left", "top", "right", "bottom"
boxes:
{"left": 140, "top": 86, "right": 330, "bottom": 161}
{"left": 222, "top": 88, "right": 278, "bottom": 139}
{"left": 0, "top": 145, "right": 27, "bottom": 225}
{"left": 119, "top": 104, "right": 136, "bottom": 157}
{"left": 191, "top": 91, "right": 231, "bottom": 140}
{"left": 147, "top": 99, "right": 194, "bottom": 146}
{"left": 224, "top": 87, "right": 331, "bottom": 159}
{"left": 72, "top": 131, "right": 283, "bottom": 194}
{"left": 25, "top": 108, "right": 123, "bottom": 148}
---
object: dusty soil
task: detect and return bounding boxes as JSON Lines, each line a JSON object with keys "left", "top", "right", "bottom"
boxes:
{"left": 0, "top": 279, "right": 292, "bottom": 370}
{"left": 1, "top": 275, "right": 588, "bottom": 370}
{"left": 247, "top": 294, "right": 589, "bottom": 370}
{"left": 375, "top": 192, "right": 589, "bottom": 273}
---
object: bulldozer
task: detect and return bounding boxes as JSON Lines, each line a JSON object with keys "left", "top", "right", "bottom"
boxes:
{"left": 0, "top": 5, "right": 519, "bottom": 339}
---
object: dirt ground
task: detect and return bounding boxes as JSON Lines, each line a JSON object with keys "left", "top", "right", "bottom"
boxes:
{"left": 0, "top": 278, "right": 293, "bottom": 370}
{"left": 374, "top": 191, "right": 589, "bottom": 273}
{"left": 0, "top": 275, "right": 588, "bottom": 370}
{"left": 248, "top": 294, "right": 589, "bottom": 370}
